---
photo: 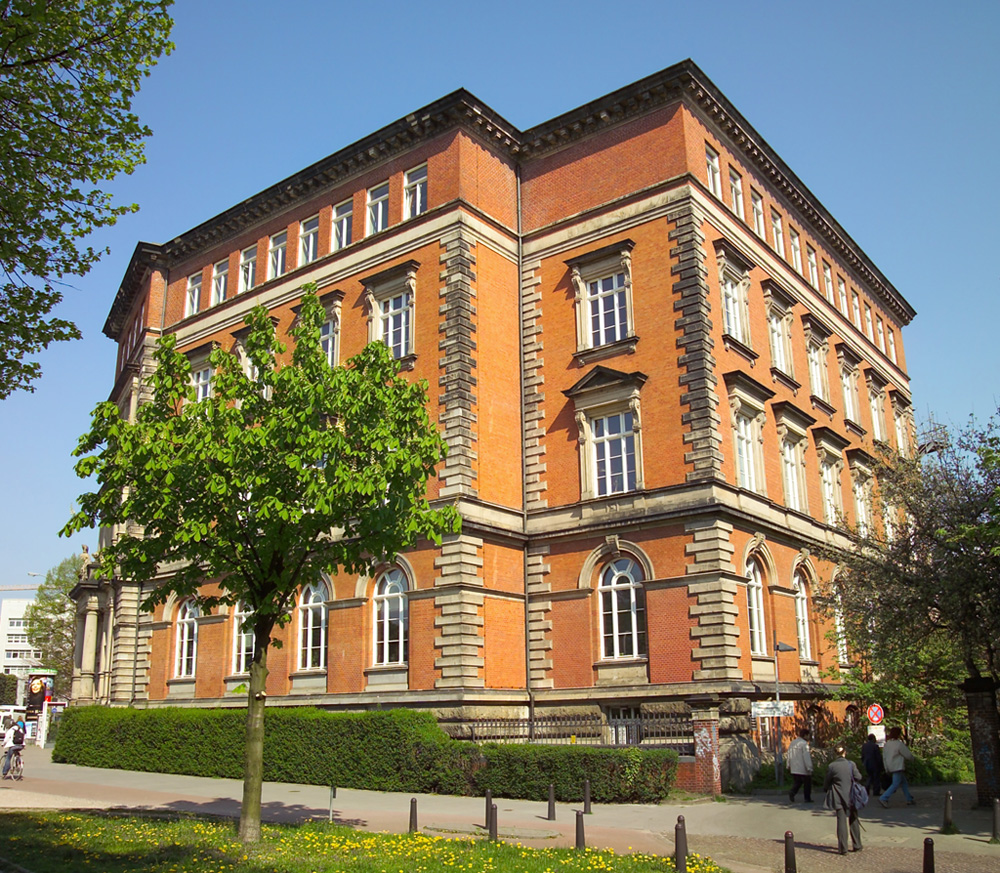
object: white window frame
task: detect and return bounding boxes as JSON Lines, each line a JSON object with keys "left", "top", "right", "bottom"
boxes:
{"left": 839, "top": 348, "right": 861, "bottom": 425}
{"left": 192, "top": 366, "right": 213, "bottom": 402}
{"left": 751, "top": 190, "right": 765, "bottom": 238}
{"left": 404, "top": 164, "right": 428, "bottom": 219}
{"left": 868, "top": 374, "right": 887, "bottom": 442}
{"left": 790, "top": 227, "right": 802, "bottom": 272}
{"left": 771, "top": 210, "right": 785, "bottom": 258}
{"left": 851, "top": 463, "right": 873, "bottom": 537}
{"left": 864, "top": 304, "right": 875, "bottom": 341}
{"left": 875, "top": 317, "right": 886, "bottom": 354}
{"left": 838, "top": 277, "right": 848, "bottom": 315}
{"left": 823, "top": 262, "right": 834, "bottom": 303}
{"left": 268, "top": 230, "right": 287, "bottom": 280}
{"left": 793, "top": 571, "right": 812, "bottom": 661}
{"left": 726, "top": 372, "right": 772, "bottom": 496}
{"left": 185, "top": 273, "right": 202, "bottom": 317}
{"left": 240, "top": 246, "right": 257, "bottom": 294}
{"left": 174, "top": 599, "right": 199, "bottom": 678}
{"left": 728, "top": 168, "right": 744, "bottom": 217}
{"left": 814, "top": 430, "right": 847, "bottom": 525}
{"left": 807, "top": 246, "right": 819, "bottom": 289}
{"left": 851, "top": 290, "right": 862, "bottom": 328}
{"left": 893, "top": 399, "right": 912, "bottom": 457}
{"left": 569, "top": 240, "right": 635, "bottom": 354}
{"left": 363, "top": 260, "right": 418, "bottom": 366}
{"left": 592, "top": 410, "right": 638, "bottom": 497}
{"left": 300, "top": 215, "right": 319, "bottom": 266}
{"left": 764, "top": 281, "right": 794, "bottom": 378}
{"left": 705, "top": 144, "right": 721, "bottom": 197}
{"left": 367, "top": 181, "right": 389, "bottom": 236}
{"left": 774, "top": 403, "right": 813, "bottom": 514}
{"left": 745, "top": 558, "right": 767, "bottom": 656}
{"left": 716, "top": 239, "right": 753, "bottom": 348}
{"left": 802, "top": 314, "right": 831, "bottom": 403}
{"left": 298, "top": 584, "right": 327, "bottom": 671}
{"left": 232, "top": 600, "right": 254, "bottom": 675}
{"left": 887, "top": 329, "right": 898, "bottom": 364}
{"left": 211, "top": 260, "right": 228, "bottom": 307}
{"left": 333, "top": 199, "right": 352, "bottom": 251}
{"left": 599, "top": 557, "right": 647, "bottom": 659}
{"left": 373, "top": 567, "right": 409, "bottom": 666}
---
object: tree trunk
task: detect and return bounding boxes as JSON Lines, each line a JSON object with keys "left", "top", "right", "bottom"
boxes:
{"left": 961, "top": 676, "right": 1000, "bottom": 805}
{"left": 238, "top": 635, "right": 270, "bottom": 843}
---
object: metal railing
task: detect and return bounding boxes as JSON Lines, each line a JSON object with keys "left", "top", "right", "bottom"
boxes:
{"left": 466, "top": 712, "right": 694, "bottom": 753}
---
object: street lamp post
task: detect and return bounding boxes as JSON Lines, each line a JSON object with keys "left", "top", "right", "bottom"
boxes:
{"left": 774, "top": 639, "right": 796, "bottom": 787}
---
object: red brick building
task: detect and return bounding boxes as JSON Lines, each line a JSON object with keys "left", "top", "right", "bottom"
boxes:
{"left": 71, "top": 60, "right": 915, "bottom": 780}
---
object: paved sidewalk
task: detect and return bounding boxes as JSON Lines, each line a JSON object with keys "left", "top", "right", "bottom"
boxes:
{"left": 1, "top": 746, "right": 999, "bottom": 873}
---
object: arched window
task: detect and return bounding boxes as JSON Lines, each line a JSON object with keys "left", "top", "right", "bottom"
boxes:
{"left": 298, "top": 584, "right": 327, "bottom": 670}
{"left": 746, "top": 558, "right": 766, "bottom": 656}
{"left": 174, "top": 600, "right": 199, "bottom": 678}
{"left": 599, "top": 558, "right": 647, "bottom": 659}
{"left": 232, "top": 600, "right": 254, "bottom": 675}
{"left": 792, "top": 570, "right": 812, "bottom": 660}
{"left": 373, "top": 567, "right": 409, "bottom": 665}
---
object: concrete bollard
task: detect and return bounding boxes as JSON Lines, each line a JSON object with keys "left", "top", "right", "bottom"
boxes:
{"left": 583, "top": 778, "right": 592, "bottom": 814}
{"left": 674, "top": 815, "right": 688, "bottom": 873}
{"left": 991, "top": 797, "right": 1000, "bottom": 844}
{"left": 409, "top": 797, "right": 418, "bottom": 833}
{"left": 484, "top": 789, "right": 492, "bottom": 828}
{"left": 547, "top": 783, "right": 556, "bottom": 821}
{"left": 923, "top": 837, "right": 935, "bottom": 873}
{"left": 576, "top": 810, "right": 586, "bottom": 850}
{"left": 489, "top": 803, "right": 498, "bottom": 842}
{"left": 784, "top": 831, "right": 796, "bottom": 873}
{"left": 941, "top": 790, "right": 958, "bottom": 834}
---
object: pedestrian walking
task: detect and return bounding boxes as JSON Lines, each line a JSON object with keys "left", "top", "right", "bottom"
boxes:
{"left": 824, "top": 743, "right": 863, "bottom": 854}
{"left": 787, "top": 728, "right": 814, "bottom": 803}
{"left": 878, "top": 726, "right": 915, "bottom": 807}
{"left": 861, "top": 733, "right": 883, "bottom": 797}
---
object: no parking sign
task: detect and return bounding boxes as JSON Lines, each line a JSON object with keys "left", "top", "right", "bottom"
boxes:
{"left": 866, "top": 703, "right": 884, "bottom": 725}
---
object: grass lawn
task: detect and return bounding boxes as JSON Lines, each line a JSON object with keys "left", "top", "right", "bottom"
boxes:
{"left": 0, "top": 812, "right": 728, "bottom": 873}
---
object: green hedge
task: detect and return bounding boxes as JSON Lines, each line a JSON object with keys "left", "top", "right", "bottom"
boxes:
{"left": 53, "top": 706, "right": 679, "bottom": 802}
{"left": 0, "top": 674, "right": 17, "bottom": 706}
{"left": 475, "top": 743, "right": 677, "bottom": 803}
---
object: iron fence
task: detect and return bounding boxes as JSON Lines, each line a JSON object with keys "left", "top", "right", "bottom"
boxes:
{"left": 466, "top": 712, "right": 694, "bottom": 754}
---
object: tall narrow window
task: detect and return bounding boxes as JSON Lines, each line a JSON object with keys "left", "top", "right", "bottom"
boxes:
{"left": 373, "top": 568, "right": 409, "bottom": 665}
{"left": 726, "top": 372, "right": 772, "bottom": 496}
{"left": 569, "top": 240, "right": 636, "bottom": 357}
{"left": 592, "top": 411, "right": 637, "bottom": 497}
{"left": 212, "top": 261, "right": 228, "bottom": 306}
{"left": 722, "top": 273, "right": 749, "bottom": 345}
{"left": 807, "top": 246, "right": 819, "bottom": 289}
{"left": 838, "top": 277, "right": 848, "bottom": 315}
{"left": 192, "top": 366, "right": 212, "bottom": 402}
{"left": 868, "top": 377, "right": 886, "bottom": 442}
{"left": 771, "top": 211, "right": 785, "bottom": 258}
{"left": 240, "top": 246, "right": 257, "bottom": 293}
{"left": 367, "top": 182, "right": 389, "bottom": 235}
{"left": 588, "top": 272, "right": 629, "bottom": 347}
{"left": 781, "top": 438, "right": 803, "bottom": 512}
{"left": 864, "top": 304, "right": 875, "bottom": 341}
{"left": 765, "top": 286, "right": 794, "bottom": 378}
{"left": 333, "top": 199, "right": 352, "bottom": 251}
{"left": 793, "top": 571, "right": 812, "bottom": 660}
{"left": 269, "top": 230, "right": 287, "bottom": 280}
{"left": 300, "top": 215, "right": 319, "bottom": 265}
{"left": 751, "top": 190, "right": 765, "bottom": 237}
{"left": 320, "top": 319, "right": 337, "bottom": 367}
{"left": 705, "top": 144, "right": 721, "bottom": 197}
{"left": 298, "top": 584, "right": 326, "bottom": 670}
{"left": 175, "top": 600, "right": 199, "bottom": 678}
{"left": 185, "top": 274, "right": 202, "bottom": 317}
{"left": 790, "top": 228, "right": 802, "bottom": 272}
{"left": 875, "top": 317, "right": 886, "bottom": 353}
{"left": 821, "top": 458, "right": 840, "bottom": 524}
{"left": 851, "top": 291, "right": 862, "bottom": 328}
{"left": 734, "top": 410, "right": 758, "bottom": 491}
{"left": 364, "top": 261, "right": 419, "bottom": 366}
{"left": 807, "top": 342, "right": 828, "bottom": 400}
{"left": 728, "top": 168, "right": 744, "bottom": 216}
{"left": 823, "top": 262, "right": 834, "bottom": 303}
{"left": 232, "top": 601, "right": 254, "bottom": 675}
{"left": 842, "top": 367, "right": 858, "bottom": 422}
{"left": 853, "top": 473, "right": 871, "bottom": 537}
{"left": 600, "top": 558, "right": 647, "bottom": 659}
{"left": 746, "top": 559, "right": 766, "bottom": 656}
{"left": 404, "top": 165, "right": 428, "bottom": 218}
{"left": 380, "top": 292, "right": 412, "bottom": 359}
{"left": 887, "top": 330, "right": 898, "bottom": 364}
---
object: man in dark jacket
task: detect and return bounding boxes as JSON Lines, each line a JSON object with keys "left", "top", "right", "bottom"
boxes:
{"left": 861, "top": 733, "right": 883, "bottom": 796}
{"left": 824, "top": 743, "right": 864, "bottom": 854}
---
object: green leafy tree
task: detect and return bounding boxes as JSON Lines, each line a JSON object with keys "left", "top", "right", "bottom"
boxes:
{"left": 0, "top": 0, "right": 174, "bottom": 397}
{"left": 25, "top": 555, "right": 81, "bottom": 699}
{"left": 63, "top": 287, "right": 459, "bottom": 843}
{"left": 820, "top": 418, "right": 1000, "bottom": 802}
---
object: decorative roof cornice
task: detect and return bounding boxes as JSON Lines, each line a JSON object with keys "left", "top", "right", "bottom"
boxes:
{"left": 104, "top": 241, "right": 165, "bottom": 338}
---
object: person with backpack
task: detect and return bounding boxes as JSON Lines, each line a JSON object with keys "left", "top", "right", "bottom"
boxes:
{"left": 824, "top": 743, "right": 864, "bottom": 854}
{"left": 2, "top": 720, "right": 25, "bottom": 778}
{"left": 861, "top": 733, "right": 883, "bottom": 797}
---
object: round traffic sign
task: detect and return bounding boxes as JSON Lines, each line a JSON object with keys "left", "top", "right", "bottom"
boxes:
{"left": 867, "top": 703, "right": 884, "bottom": 725}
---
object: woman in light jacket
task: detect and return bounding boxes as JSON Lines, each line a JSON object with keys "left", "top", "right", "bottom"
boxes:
{"left": 879, "top": 726, "right": 915, "bottom": 807}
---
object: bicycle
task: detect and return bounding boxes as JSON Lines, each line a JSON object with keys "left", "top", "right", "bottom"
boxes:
{"left": 3, "top": 747, "right": 23, "bottom": 781}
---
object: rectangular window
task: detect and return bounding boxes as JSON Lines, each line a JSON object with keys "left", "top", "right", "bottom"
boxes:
{"left": 333, "top": 199, "right": 352, "bottom": 251}
{"left": 838, "top": 277, "right": 848, "bottom": 315}
{"left": 790, "top": 228, "right": 802, "bottom": 272}
{"left": 300, "top": 215, "right": 319, "bottom": 265}
{"left": 842, "top": 366, "right": 858, "bottom": 422}
{"left": 192, "top": 366, "right": 213, "bottom": 402}
{"left": 404, "top": 164, "right": 427, "bottom": 218}
{"left": 823, "top": 262, "right": 834, "bottom": 303}
{"left": 380, "top": 291, "right": 412, "bottom": 359}
{"left": 807, "top": 341, "right": 828, "bottom": 401}
{"left": 588, "top": 271, "right": 628, "bottom": 347}
{"left": 240, "top": 246, "right": 257, "bottom": 293}
{"left": 593, "top": 411, "right": 637, "bottom": 496}
{"left": 851, "top": 291, "right": 862, "bottom": 328}
{"left": 185, "top": 274, "right": 202, "bottom": 317}
{"left": 895, "top": 407, "right": 909, "bottom": 456}
{"left": 781, "top": 438, "right": 803, "bottom": 512}
{"left": 705, "top": 144, "right": 721, "bottom": 197}
{"left": 854, "top": 477, "right": 870, "bottom": 537}
{"left": 751, "top": 190, "right": 765, "bottom": 238}
{"left": 821, "top": 459, "right": 839, "bottom": 524}
{"left": 722, "top": 274, "right": 748, "bottom": 345}
{"left": 728, "top": 168, "right": 744, "bottom": 217}
{"left": 771, "top": 210, "right": 784, "bottom": 258}
{"left": 875, "top": 317, "right": 886, "bottom": 353}
{"left": 320, "top": 319, "right": 337, "bottom": 367}
{"left": 864, "top": 304, "right": 875, "bottom": 341}
{"left": 734, "top": 410, "right": 758, "bottom": 491}
{"left": 367, "top": 182, "right": 389, "bottom": 235}
{"left": 268, "top": 231, "right": 287, "bottom": 280}
{"left": 211, "top": 260, "right": 228, "bottom": 307}
{"left": 887, "top": 330, "right": 898, "bottom": 364}
{"left": 768, "top": 309, "right": 789, "bottom": 374}
{"left": 807, "top": 246, "right": 819, "bottom": 289}
{"left": 870, "top": 389, "right": 885, "bottom": 441}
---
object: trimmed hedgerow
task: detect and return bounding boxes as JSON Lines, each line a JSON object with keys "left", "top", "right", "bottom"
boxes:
{"left": 0, "top": 674, "right": 18, "bottom": 706}
{"left": 53, "top": 706, "right": 678, "bottom": 801}
{"left": 475, "top": 743, "right": 677, "bottom": 803}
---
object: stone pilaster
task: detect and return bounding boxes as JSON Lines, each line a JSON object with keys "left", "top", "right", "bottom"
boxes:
{"left": 525, "top": 544, "right": 553, "bottom": 689}
{"left": 685, "top": 518, "right": 741, "bottom": 681}
{"left": 521, "top": 257, "right": 547, "bottom": 510}
{"left": 434, "top": 533, "right": 485, "bottom": 688}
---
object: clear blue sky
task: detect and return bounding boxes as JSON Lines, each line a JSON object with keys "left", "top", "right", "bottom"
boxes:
{"left": 1, "top": 0, "right": 998, "bottom": 592}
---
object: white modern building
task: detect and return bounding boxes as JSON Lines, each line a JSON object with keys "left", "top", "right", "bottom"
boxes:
{"left": 0, "top": 599, "right": 42, "bottom": 704}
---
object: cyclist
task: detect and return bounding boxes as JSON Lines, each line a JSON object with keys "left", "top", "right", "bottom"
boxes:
{"left": 2, "top": 720, "right": 25, "bottom": 778}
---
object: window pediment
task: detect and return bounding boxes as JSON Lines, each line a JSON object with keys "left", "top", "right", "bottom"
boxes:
{"left": 772, "top": 401, "right": 816, "bottom": 439}
{"left": 713, "top": 237, "right": 756, "bottom": 277}
{"left": 564, "top": 366, "right": 647, "bottom": 408}
{"left": 722, "top": 370, "right": 775, "bottom": 411}
{"left": 801, "top": 312, "right": 833, "bottom": 345}
{"left": 813, "top": 426, "right": 850, "bottom": 460}
{"left": 762, "top": 278, "right": 795, "bottom": 312}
